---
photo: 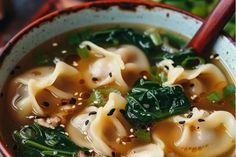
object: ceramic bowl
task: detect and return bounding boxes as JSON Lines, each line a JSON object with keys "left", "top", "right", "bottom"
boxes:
{"left": 0, "top": 0, "right": 235, "bottom": 156}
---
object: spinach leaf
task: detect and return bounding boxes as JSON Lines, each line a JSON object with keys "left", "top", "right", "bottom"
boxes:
{"left": 159, "top": 48, "right": 205, "bottom": 68}
{"left": 87, "top": 87, "right": 121, "bottom": 107}
{"left": 13, "top": 123, "right": 87, "bottom": 157}
{"left": 125, "top": 78, "right": 191, "bottom": 126}
{"left": 69, "top": 28, "right": 162, "bottom": 56}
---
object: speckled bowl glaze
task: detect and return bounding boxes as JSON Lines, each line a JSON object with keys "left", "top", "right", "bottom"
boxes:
{"left": 0, "top": 0, "right": 235, "bottom": 156}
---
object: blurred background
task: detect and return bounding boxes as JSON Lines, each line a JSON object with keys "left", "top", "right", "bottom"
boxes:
{"left": 0, "top": 0, "right": 235, "bottom": 48}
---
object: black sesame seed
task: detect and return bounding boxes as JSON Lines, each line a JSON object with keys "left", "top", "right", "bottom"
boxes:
{"left": 86, "top": 45, "right": 91, "bottom": 50}
{"left": 92, "top": 77, "right": 98, "bottom": 81}
{"left": 213, "top": 53, "right": 219, "bottom": 58}
{"left": 119, "top": 109, "right": 125, "bottom": 115}
{"left": 109, "top": 72, "right": 112, "bottom": 77}
{"left": 164, "top": 65, "right": 169, "bottom": 70}
{"left": 172, "top": 63, "right": 177, "bottom": 67}
{"left": 69, "top": 98, "right": 77, "bottom": 104}
{"left": 187, "top": 113, "right": 193, "bottom": 118}
{"left": 198, "top": 119, "right": 205, "bottom": 122}
{"left": 89, "top": 111, "right": 97, "bottom": 116}
{"left": 189, "top": 83, "right": 194, "bottom": 87}
{"left": 85, "top": 120, "right": 89, "bottom": 126}
{"left": 107, "top": 108, "right": 116, "bottom": 116}
{"left": 179, "top": 121, "right": 185, "bottom": 124}
{"left": 190, "top": 105, "right": 196, "bottom": 111}
{"left": 42, "top": 101, "right": 50, "bottom": 107}
{"left": 112, "top": 152, "right": 115, "bottom": 157}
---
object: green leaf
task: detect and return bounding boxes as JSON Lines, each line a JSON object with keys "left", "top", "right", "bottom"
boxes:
{"left": 124, "top": 78, "right": 191, "bottom": 126}
{"left": 134, "top": 129, "right": 151, "bottom": 142}
{"left": 13, "top": 123, "right": 87, "bottom": 157}
{"left": 223, "top": 84, "right": 235, "bottom": 97}
{"left": 161, "top": 48, "right": 205, "bottom": 69}
{"left": 76, "top": 47, "right": 90, "bottom": 59}
{"left": 87, "top": 87, "right": 121, "bottom": 107}
{"left": 207, "top": 91, "right": 223, "bottom": 102}
{"left": 33, "top": 52, "right": 49, "bottom": 65}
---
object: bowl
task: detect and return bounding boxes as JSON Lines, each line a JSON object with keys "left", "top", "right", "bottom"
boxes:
{"left": 0, "top": 0, "right": 235, "bottom": 156}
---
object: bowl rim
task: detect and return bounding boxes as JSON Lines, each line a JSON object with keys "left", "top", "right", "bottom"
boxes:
{"left": 0, "top": 0, "right": 235, "bottom": 156}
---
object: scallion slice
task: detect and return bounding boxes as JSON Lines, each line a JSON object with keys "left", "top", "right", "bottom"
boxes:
{"left": 207, "top": 91, "right": 223, "bottom": 102}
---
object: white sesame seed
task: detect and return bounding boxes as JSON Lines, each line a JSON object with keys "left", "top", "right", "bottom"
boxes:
{"left": 61, "top": 50, "right": 67, "bottom": 54}
{"left": 83, "top": 131, "right": 88, "bottom": 135}
{"left": 210, "top": 55, "right": 214, "bottom": 59}
{"left": 52, "top": 42, "right": 58, "bottom": 47}
{"left": 64, "top": 132, "right": 69, "bottom": 136}
{"left": 72, "top": 105, "right": 76, "bottom": 109}
{"left": 74, "top": 92, "right": 79, "bottom": 96}
{"left": 78, "top": 97, "right": 83, "bottom": 101}
{"left": 129, "top": 134, "right": 135, "bottom": 138}
{"left": 116, "top": 137, "right": 121, "bottom": 143}
{"left": 60, "top": 124, "right": 65, "bottom": 128}
{"left": 130, "top": 128, "right": 134, "bottom": 133}
{"left": 121, "top": 141, "right": 127, "bottom": 145}
{"left": 190, "top": 95, "right": 198, "bottom": 100}
{"left": 72, "top": 61, "right": 78, "bottom": 66}
{"left": 146, "top": 127, "right": 151, "bottom": 131}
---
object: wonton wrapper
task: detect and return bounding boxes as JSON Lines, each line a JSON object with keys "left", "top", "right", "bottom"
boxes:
{"left": 78, "top": 42, "right": 150, "bottom": 93}
{"left": 12, "top": 61, "right": 80, "bottom": 118}
{"left": 152, "top": 107, "right": 235, "bottom": 157}
{"left": 67, "top": 92, "right": 128, "bottom": 156}
{"left": 157, "top": 59, "right": 227, "bottom": 95}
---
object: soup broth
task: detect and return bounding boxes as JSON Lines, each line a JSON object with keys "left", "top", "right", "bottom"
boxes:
{"left": 0, "top": 24, "right": 235, "bottom": 157}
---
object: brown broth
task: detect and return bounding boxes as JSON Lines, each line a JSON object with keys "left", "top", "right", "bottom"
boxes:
{"left": 0, "top": 24, "right": 235, "bottom": 157}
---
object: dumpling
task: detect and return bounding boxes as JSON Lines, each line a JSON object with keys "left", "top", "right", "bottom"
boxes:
{"left": 157, "top": 59, "right": 227, "bottom": 95}
{"left": 112, "top": 45, "right": 150, "bottom": 86}
{"left": 172, "top": 108, "right": 235, "bottom": 157}
{"left": 10, "top": 61, "right": 80, "bottom": 118}
{"left": 127, "top": 144, "right": 164, "bottom": 157}
{"left": 67, "top": 92, "right": 128, "bottom": 156}
{"left": 77, "top": 42, "right": 150, "bottom": 93}
{"left": 78, "top": 41, "right": 128, "bottom": 93}
{"left": 152, "top": 107, "right": 235, "bottom": 157}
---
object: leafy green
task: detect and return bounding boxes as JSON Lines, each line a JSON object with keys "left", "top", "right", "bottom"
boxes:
{"left": 33, "top": 52, "right": 49, "bottom": 65}
{"left": 124, "top": 78, "right": 191, "bottom": 126}
{"left": 87, "top": 87, "right": 121, "bottom": 107}
{"left": 77, "top": 47, "right": 90, "bottom": 59}
{"left": 13, "top": 123, "right": 87, "bottom": 157}
{"left": 150, "top": 66, "right": 167, "bottom": 84}
{"left": 207, "top": 91, "right": 223, "bottom": 102}
{"left": 134, "top": 129, "right": 151, "bottom": 142}
{"left": 223, "top": 84, "right": 235, "bottom": 97}
{"left": 159, "top": 48, "right": 205, "bottom": 68}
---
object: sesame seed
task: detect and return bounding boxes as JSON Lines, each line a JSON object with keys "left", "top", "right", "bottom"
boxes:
{"left": 92, "top": 77, "right": 98, "bottom": 82}
{"left": 72, "top": 61, "right": 78, "bottom": 66}
{"left": 69, "top": 98, "right": 77, "bottom": 104}
{"left": 198, "top": 119, "right": 205, "bottom": 122}
{"left": 164, "top": 65, "right": 169, "bottom": 70}
{"left": 109, "top": 72, "right": 112, "bottom": 77}
{"left": 89, "top": 111, "right": 97, "bottom": 116}
{"left": 189, "top": 83, "right": 194, "bottom": 87}
{"left": 85, "top": 120, "right": 89, "bottom": 126}
{"left": 107, "top": 108, "right": 116, "bottom": 116}
{"left": 179, "top": 121, "right": 185, "bottom": 124}
{"left": 64, "top": 132, "right": 69, "bottom": 136}
{"left": 121, "top": 141, "right": 127, "bottom": 145}
{"left": 62, "top": 50, "right": 67, "bottom": 54}
{"left": 86, "top": 45, "right": 91, "bottom": 50}
{"left": 187, "top": 112, "right": 193, "bottom": 118}
{"left": 190, "top": 95, "right": 197, "bottom": 100}
{"left": 52, "top": 42, "right": 58, "bottom": 47}
{"left": 143, "top": 75, "right": 148, "bottom": 80}
{"left": 129, "top": 134, "right": 135, "bottom": 138}
{"left": 146, "top": 127, "right": 151, "bottom": 131}
{"left": 60, "top": 124, "right": 65, "bottom": 128}
{"left": 83, "top": 131, "right": 88, "bottom": 135}
{"left": 116, "top": 137, "right": 121, "bottom": 143}
{"left": 130, "top": 128, "right": 134, "bottom": 133}
{"left": 74, "top": 92, "right": 79, "bottom": 96}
